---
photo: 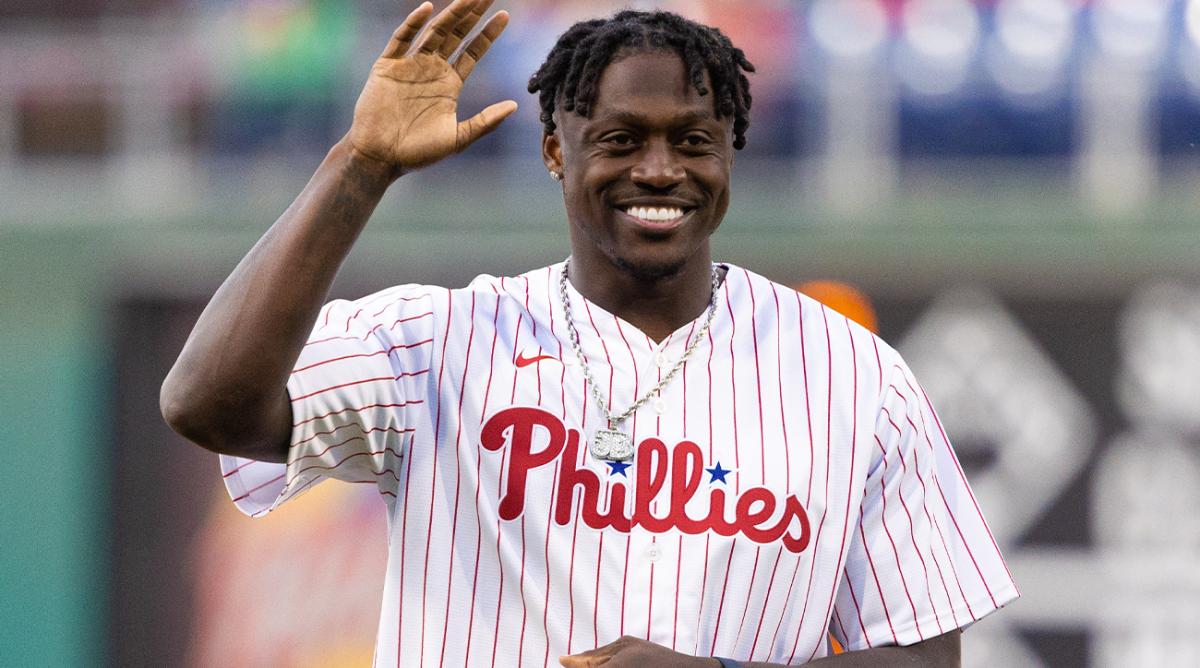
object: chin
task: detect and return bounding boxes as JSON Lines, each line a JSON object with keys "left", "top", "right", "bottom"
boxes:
{"left": 612, "top": 253, "right": 688, "bottom": 282}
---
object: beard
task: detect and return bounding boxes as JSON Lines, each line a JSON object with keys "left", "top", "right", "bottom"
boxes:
{"left": 612, "top": 252, "right": 688, "bottom": 283}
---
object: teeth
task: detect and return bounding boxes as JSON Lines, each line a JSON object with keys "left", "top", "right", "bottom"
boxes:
{"left": 625, "top": 206, "right": 685, "bottom": 222}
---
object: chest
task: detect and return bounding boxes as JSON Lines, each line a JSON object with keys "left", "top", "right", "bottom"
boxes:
{"left": 421, "top": 307, "right": 870, "bottom": 558}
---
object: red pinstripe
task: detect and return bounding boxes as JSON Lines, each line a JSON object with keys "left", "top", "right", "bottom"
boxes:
{"left": 290, "top": 370, "right": 430, "bottom": 402}
{"left": 765, "top": 544, "right": 806, "bottom": 654}
{"left": 488, "top": 449, "right": 508, "bottom": 668}
{"left": 291, "top": 400, "right": 423, "bottom": 428}
{"left": 614, "top": 314, "right": 643, "bottom": 638}
{"left": 797, "top": 293, "right": 815, "bottom": 506}
{"left": 916, "top": 381, "right": 1016, "bottom": 588}
{"left": 693, "top": 534, "right": 711, "bottom": 656}
{"left": 744, "top": 269, "right": 767, "bottom": 484}
{"left": 842, "top": 323, "right": 906, "bottom": 646}
{"left": 889, "top": 386, "right": 978, "bottom": 618}
{"left": 337, "top": 290, "right": 433, "bottom": 332}
{"left": 647, "top": 536, "right": 656, "bottom": 639}
{"left": 369, "top": 293, "right": 434, "bottom": 318}
{"left": 706, "top": 543, "right": 737, "bottom": 655}
{"left": 883, "top": 390, "right": 974, "bottom": 621}
{"left": 292, "top": 339, "right": 433, "bottom": 374}
{"left": 290, "top": 430, "right": 409, "bottom": 462}
{"left": 815, "top": 314, "right": 862, "bottom": 659}
{"left": 593, "top": 532, "right": 604, "bottom": 647}
{"left": 304, "top": 310, "right": 431, "bottom": 347}
{"left": 874, "top": 434, "right": 938, "bottom": 636}
{"left": 723, "top": 284, "right": 741, "bottom": 495}
{"left": 731, "top": 544, "right": 762, "bottom": 649}
{"left": 692, "top": 326, "right": 717, "bottom": 657}
{"left": 836, "top": 537, "right": 872, "bottom": 647}
{"left": 542, "top": 465, "right": 561, "bottom": 667}
{"left": 395, "top": 420, "right": 419, "bottom": 665}
{"left": 786, "top": 305, "right": 835, "bottom": 663}
{"left": 290, "top": 423, "right": 413, "bottom": 448}
{"left": 857, "top": 504, "right": 898, "bottom": 644}
{"left": 230, "top": 448, "right": 407, "bottom": 502}
{"left": 672, "top": 534, "right": 683, "bottom": 651}
{"left": 582, "top": 298, "right": 629, "bottom": 637}
{"left": 419, "top": 290, "right": 456, "bottom": 667}
{"left": 771, "top": 284, "right": 792, "bottom": 493}
{"left": 542, "top": 268, "right": 584, "bottom": 657}
{"left": 510, "top": 284, "right": 532, "bottom": 667}
{"left": 732, "top": 270, "right": 767, "bottom": 653}
{"left": 463, "top": 289, "right": 503, "bottom": 666}
{"left": 437, "top": 293, "right": 477, "bottom": 665}
{"left": 872, "top": 341, "right": 943, "bottom": 634}
{"left": 747, "top": 546, "right": 785, "bottom": 660}
{"left": 833, "top": 608, "right": 851, "bottom": 646}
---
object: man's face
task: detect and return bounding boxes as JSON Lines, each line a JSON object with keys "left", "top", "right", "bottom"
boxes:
{"left": 543, "top": 49, "right": 735, "bottom": 282}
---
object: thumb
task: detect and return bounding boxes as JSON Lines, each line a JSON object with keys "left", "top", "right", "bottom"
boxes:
{"left": 456, "top": 100, "right": 519, "bottom": 152}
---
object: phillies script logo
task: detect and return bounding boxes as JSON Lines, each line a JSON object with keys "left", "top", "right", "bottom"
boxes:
{"left": 480, "top": 407, "right": 811, "bottom": 553}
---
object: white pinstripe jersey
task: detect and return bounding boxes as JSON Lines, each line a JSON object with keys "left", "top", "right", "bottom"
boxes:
{"left": 221, "top": 262, "right": 1018, "bottom": 666}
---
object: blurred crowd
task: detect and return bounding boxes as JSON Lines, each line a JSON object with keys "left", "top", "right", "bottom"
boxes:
{"left": 5, "top": 0, "right": 1200, "bottom": 163}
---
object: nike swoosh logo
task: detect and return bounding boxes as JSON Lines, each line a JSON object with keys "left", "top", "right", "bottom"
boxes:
{"left": 515, "top": 352, "right": 558, "bottom": 368}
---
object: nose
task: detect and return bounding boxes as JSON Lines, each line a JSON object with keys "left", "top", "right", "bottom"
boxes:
{"left": 630, "top": 139, "right": 684, "bottom": 190}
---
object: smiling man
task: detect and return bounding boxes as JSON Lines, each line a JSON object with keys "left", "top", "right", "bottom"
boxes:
{"left": 161, "top": 1, "right": 1017, "bottom": 666}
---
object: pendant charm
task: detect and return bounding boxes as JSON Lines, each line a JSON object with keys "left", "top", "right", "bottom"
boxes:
{"left": 591, "top": 428, "right": 634, "bottom": 461}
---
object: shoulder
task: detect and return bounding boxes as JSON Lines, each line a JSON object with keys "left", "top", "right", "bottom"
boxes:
{"left": 457, "top": 264, "right": 560, "bottom": 297}
{"left": 724, "top": 262, "right": 907, "bottom": 386}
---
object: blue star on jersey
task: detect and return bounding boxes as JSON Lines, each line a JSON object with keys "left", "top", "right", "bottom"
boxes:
{"left": 606, "top": 460, "right": 631, "bottom": 477}
{"left": 706, "top": 461, "right": 731, "bottom": 484}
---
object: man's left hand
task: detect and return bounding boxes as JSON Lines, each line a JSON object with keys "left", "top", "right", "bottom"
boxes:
{"left": 559, "top": 636, "right": 721, "bottom": 667}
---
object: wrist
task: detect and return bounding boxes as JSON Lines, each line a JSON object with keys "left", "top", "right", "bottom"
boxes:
{"left": 333, "top": 136, "right": 403, "bottom": 185}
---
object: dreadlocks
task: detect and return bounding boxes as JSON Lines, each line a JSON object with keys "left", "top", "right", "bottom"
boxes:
{"left": 527, "top": 10, "right": 756, "bottom": 150}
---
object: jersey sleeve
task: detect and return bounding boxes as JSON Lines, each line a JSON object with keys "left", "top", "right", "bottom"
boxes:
{"left": 220, "top": 286, "right": 437, "bottom": 517}
{"left": 829, "top": 357, "right": 1018, "bottom": 651}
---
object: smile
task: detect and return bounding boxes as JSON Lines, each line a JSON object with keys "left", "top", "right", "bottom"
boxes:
{"left": 617, "top": 205, "right": 693, "bottom": 230}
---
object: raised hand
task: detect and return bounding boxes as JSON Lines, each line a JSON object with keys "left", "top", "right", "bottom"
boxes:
{"left": 346, "top": 0, "right": 517, "bottom": 174}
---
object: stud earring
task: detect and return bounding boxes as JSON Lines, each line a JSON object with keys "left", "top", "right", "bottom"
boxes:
{"left": 550, "top": 170, "right": 563, "bottom": 181}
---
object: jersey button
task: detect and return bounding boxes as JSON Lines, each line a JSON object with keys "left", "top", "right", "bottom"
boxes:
{"left": 653, "top": 396, "right": 666, "bottom": 415}
{"left": 655, "top": 351, "right": 668, "bottom": 369}
{"left": 647, "top": 544, "right": 662, "bottom": 562}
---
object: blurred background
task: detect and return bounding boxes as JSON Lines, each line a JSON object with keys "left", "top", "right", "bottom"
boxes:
{"left": 3, "top": 0, "right": 1200, "bottom": 666}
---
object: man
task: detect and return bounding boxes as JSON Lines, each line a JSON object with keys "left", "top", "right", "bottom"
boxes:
{"left": 161, "top": 1, "right": 1017, "bottom": 665}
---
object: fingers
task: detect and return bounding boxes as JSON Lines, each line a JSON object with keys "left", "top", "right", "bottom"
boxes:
{"left": 558, "top": 637, "right": 625, "bottom": 667}
{"left": 437, "top": 0, "right": 492, "bottom": 58}
{"left": 455, "top": 100, "right": 518, "bottom": 152}
{"left": 415, "top": 0, "right": 479, "bottom": 55}
{"left": 381, "top": 2, "right": 434, "bottom": 59}
{"left": 556, "top": 652, "right": 604, "bottom": 662}
{"left": 453, "top": 9, "right": 508, "bottom": 81}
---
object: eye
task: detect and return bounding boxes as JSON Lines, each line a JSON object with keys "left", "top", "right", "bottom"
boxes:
{"left": 680, "top": 133, "right": 713, "bottom": 149}
{"left": 600, "top": 132, "right": 637, "bottom": 147}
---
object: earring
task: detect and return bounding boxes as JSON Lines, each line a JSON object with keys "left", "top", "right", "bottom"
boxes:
{"left": 550, "top": 170, "right": 563, "bottom": 181}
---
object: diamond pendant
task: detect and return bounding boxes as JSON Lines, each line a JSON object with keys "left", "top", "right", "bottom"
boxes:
{"left": 591, "top": 428, "right": 634, "bottom": 461}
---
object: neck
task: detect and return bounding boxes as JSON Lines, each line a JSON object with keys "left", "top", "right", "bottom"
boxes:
{"left": 566, "top": 251, "right": 717, "bottom": 343}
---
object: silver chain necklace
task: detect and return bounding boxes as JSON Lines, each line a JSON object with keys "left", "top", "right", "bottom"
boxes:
{"left": 558, "top": 258, "right": 722, "bottom": 461}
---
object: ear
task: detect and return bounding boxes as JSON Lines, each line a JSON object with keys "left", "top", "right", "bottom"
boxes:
{"left": 542, "top": 131, "right": 563, "bottom": 175}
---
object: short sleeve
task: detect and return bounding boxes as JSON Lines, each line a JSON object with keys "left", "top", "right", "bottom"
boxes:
{"left": 830, "top": 359, "right": 1019, "bottom": 650}
{"left": 220, "top": 286, "right": 437, "bottom": 517}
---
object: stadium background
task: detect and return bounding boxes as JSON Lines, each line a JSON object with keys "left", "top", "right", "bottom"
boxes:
{"left": 3, "top": 0, "right": 1200, "bottom": 666}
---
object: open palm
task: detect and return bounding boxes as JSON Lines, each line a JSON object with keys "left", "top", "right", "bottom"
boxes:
{"left": 348, "top": 0, "right": 516, "bottom": 172}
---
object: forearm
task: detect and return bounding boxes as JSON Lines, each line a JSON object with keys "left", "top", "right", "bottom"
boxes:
{"left": 161, "top": 138, "right": 395, "bottom": 461}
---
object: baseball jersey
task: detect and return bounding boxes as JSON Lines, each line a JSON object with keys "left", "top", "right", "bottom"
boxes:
{"left": 220, "top": 261, "right": 1018, "bottom": 666}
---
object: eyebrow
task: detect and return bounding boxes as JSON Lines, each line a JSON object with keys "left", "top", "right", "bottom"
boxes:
{"left": 592, "top": 108, "right": 717, "bottom": 127}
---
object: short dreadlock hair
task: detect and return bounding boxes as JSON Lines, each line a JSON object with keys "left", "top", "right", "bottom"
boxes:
{"left": 527, "top": 10, "right": 756, "bottom": 150}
